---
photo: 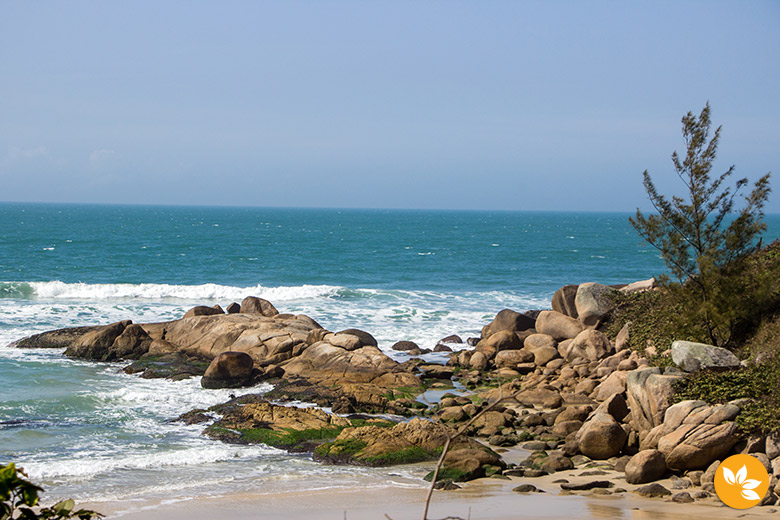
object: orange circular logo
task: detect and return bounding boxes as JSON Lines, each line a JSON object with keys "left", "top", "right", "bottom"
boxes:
{"left": 714, "top": 454, "right": 770, "bottom": 509}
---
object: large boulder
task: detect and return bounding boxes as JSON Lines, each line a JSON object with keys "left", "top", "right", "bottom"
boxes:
{"left": 626, "top": 367, "right": 684, "bottom": 432}
{"left": 475, "top": 330, "right": 524, "bottom": 358}
{"left": 575, "top": 283, "right": 618, "bottom": 327}
{"left": 149, "top": 313, "right": 319, "bottom": 366}
{"left": 494, "top": 349, "right": 534, "bottom": 368}
{"left": 576, "top": 412, "right": 627, "bottom": 459}
{"left": 658, "top": 422, "right": 740, "bottom": 471}
{"left": 64, "top": 320, "right": 138, "bottom": 361}
{"left": 240, "top": 296, "right": 279, "bottom": 317}
{"left": 551, "top": 284, "right": 579, "bottom": 319}
{"left": 563, "top": 329, "right": 613, "bottom": 363}
{"left": 336, "top": 329, "right": 378, "bottom": 348}
{"left": 535, "top": 311, "right": 585, "bottom": 341}
{"left": 281, "top": 342, "right": 420, "bottom": 389}
{"left": 655, "top": 400, "right": 742, "bottom": 471}
{"left": 201, "top": 351, "right": 255, "bottom": 389}
{"left": 481, "top": 309, "right": 535, "bottom": 338}
{"left": 625, "top": 449, "right": 667, "bottom": 484}
{"left": 670, "top": 341, "right": 740, "bottom": 372}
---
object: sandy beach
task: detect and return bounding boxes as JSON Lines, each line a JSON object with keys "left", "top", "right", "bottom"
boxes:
{"left": 84, "top": 469, "right": 778, "bottom": 520}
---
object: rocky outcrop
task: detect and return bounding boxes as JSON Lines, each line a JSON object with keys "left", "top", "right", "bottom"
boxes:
{"left": 10, "top": 325, "right": 105, "bottom": 349}
{"left": 626, "top": 367, "right": 684, "bottom": 432}
{"left": 64, "top": 321, "right": 154, "bottom": 361}
{"left": 670, "top": 341, "right": 740, "bottom": 372}
{"left": 201, "top": 351, "right": 255, "bottom": 389}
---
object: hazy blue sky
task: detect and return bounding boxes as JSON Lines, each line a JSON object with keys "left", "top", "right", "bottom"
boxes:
{"left": 1, "top": 1, "right": 779, "bottom": 212}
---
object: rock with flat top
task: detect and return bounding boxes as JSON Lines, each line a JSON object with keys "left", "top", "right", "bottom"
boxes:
{"left": 671, "top": 341, "right": 740, "bottom": 372}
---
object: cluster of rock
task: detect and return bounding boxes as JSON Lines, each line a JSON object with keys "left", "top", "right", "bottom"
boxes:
{"left": 11, "top": 280, "right": 780, "bottom": 505}
{"left": 431, "top": 281, "right": 779, "bottom": 505}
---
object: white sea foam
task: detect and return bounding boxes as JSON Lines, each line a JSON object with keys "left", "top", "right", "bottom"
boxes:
{"left": 23, "top": 281, "right": 341, "bottom": 302}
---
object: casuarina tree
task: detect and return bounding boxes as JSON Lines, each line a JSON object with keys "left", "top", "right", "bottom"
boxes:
{"left": 630, "top": 103, "right": 772, "bottom": 346}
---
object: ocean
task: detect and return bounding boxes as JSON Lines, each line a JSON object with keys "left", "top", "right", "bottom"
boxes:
{"left": 1, "top": 203, "right": 777, "bottom": 506}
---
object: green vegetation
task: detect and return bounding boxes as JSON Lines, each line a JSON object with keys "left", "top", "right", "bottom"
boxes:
{"left": 361, "top": 446, "right": 434, "bottom": 466}
{"left": 313, "top": 438, "right": 368, "bottom": 458}
{"left": 1, "top": 463, "right": 101, "bottom": 520}
{"left": 673, "top": 356, "right": 780, "bottom": 434}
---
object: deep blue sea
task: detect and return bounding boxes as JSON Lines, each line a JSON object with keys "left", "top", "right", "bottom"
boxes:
{"left": 1, "top": 203, "right": 777, "bottom": 507}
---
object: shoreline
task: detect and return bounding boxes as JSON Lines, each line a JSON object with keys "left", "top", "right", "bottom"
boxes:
{"left": 82, "top": 468, "right": 778, "bottom": 520}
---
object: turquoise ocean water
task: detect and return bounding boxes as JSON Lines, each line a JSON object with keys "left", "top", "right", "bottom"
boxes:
{"left": 1, "top": 203, "right": 777, "bottom": 506}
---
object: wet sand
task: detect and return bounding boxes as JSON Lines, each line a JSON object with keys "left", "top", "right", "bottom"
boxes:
{"left": 83, "top": 467, "right": 778, "bottom": 520}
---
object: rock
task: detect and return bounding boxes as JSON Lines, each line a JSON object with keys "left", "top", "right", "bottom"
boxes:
{"left": 335, "top": 329, "right": 378, "bottom": 348}
{"left": 624, "top": 450, "right": 666, "bottom": 484}
{"left": 433, "top": 343, "right": 453, "bottom": 352}
{"left": 626, "top": 368, "right": 684, "bottom": 432}
{"left": 419, "top": 365, "right": 454, "bottom": 380}
{"left": 64, "top": 320, "right": 135, "bottom": 361}
{"left": 183, "top": 305, "right": 224, "bottom": 319}
{"left": 564, "top": 329, "right": 613, "bottom": 363}
{"left": 392, "top": 341, "right": 420, "bottom": 351}
{"left": 11, "top": 325, "right": 106, "bottom": 349}
{"left": 469, "top": 351, "right": 489, "bottom": 371}
{"left": 551, "top": 420, "right": 583, "bottom": 438}
{"left": 575, "top": 283, "right": 618, "bottom": 327}
{"left": 595, "top": 393, "right": 629, "bottom": 422}
{"left": 541, "top": 452, "right": 574, "bottom": 473}
{"left": 576, "top": 412, "right": 627, "bottom": 460}
{"left": 282, "top": 342, "right": 420, "bottom": 388}
{"left": 476, "top": 330, "right": 524, "bottom": 358}
{"left": 593, "top": 371, "right": 628, "bottom": 401}
{"left": 614, "top": 322, "right": 630, "bottom": 352}
{"left": 634, "top": 483, "right": 672, "bottom": 498}
{"left": 532, "top": 346, "right": 560, "bottom": 366}
{"left": 535, "top": 311, "right": 585, "bottom": 341}
{"left": 620, "top": 278, "right": 656, "bottom": 293}
{"left": 613, "top": 455, "right": 631, "bottom": 472}
{"left": 438, "top": 406, "right": 466, "bottom": 422}
{"left": 767, "top": 431, "right": 780, "bottom": 460}
{"left": 671, "top": 341, "right": 740, "bottom": 372}
{"left": 524, "top": 333, "right": 557, "bottom": 351}
{"left": 560, "top": 480, "right": 613, "bottom": 491}
{"left": 494, "top": 349, "right": 534, "bottom": 368}
{"left": 482, "top": 309, "right": 536, "bottom": 338}
{"left": 672, "top": 492, "right": 694, "bottom": 503}
{"left": 226, "top": 302, "right": 241, "bottom": 314}
{"left": 551, "top": 284, "right": 579, "bottom": 318}
{"left": 658, "top": 422, "right": 740, "bottom": 471}
{"left": 555, "top": 405, "right": 593, "bottom": 424}
{"left": 240, "top": 296, "right": 279, "bottom": 317}
{"left": 438, "top": 334, "right": 463, "bottom": 345}
{"left": 515, "top": 387, "right": 563, "bottom": 409}
{"left": 513, "top": 484, "right": 542, "bottom": 493}
{"left": 201, "top": 351, "right": 255, "bottom": 389}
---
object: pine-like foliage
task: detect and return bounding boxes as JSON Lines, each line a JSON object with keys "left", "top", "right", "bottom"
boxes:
{"left": 630, "top": 103, "right": 772, "bottom": 346}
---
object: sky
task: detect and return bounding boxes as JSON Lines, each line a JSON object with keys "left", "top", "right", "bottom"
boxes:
{"left": 1, "top": 1, "right": 779, "bottom": 212}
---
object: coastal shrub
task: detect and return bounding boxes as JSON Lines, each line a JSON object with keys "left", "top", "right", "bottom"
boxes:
{"left": 673, "top": 356, "right": 780, "bottom": 434}
{"left": 0, "top": 463, "right": 101, "bottom": 520}
{"left": 630, "top": 103, "right": 772, "bottom": 347}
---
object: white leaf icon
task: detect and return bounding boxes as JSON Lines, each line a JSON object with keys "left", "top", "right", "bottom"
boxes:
{"left": 742, "top": 479, "right": 762, "bottom": 490}
{"left": 736, "top": 465, "right": 748, "bottom": 484}
{"left": 723, "top": 466, "right": 736, "bottom": 485}
{"left": 741, "top": 489, "right": 761, "bottom": 501}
